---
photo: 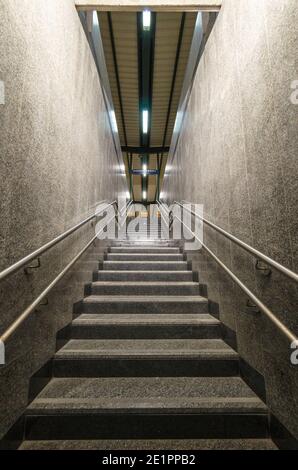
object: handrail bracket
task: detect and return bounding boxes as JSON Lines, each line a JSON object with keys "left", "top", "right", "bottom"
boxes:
{"left": 255, "top": 259, "right": 272, "bottom": 277}
{"left": 246, "top": 299, "right": 260, "bottom": 314}
{"left": 24, "top": 257, "right": 41, "bottom": 275}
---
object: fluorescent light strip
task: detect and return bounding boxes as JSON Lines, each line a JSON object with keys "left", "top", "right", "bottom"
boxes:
{"left": 142, "top": 191, "right": 147, "bottom": 200}
{"left": 93, "top": 11, "right": 99, "bottom": 27}
{"left": 142, "top": 110, "right": 149, "bottom": 134}
{"left": 142, "top": 10, "right": 151, "bottom": 30}
{"left": 109, "top": 110, "right": 118, "bottom": 133}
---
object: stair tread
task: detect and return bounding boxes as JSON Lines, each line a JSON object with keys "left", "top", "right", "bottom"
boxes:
{"left": 83, "top": 295, "right": 207, "bottom": 303}
{"left": 91, "top": 281, "right": 199, "bottom": 286}
{"left": 26, "top": 377, "right": 267, "bottom": 414}
{"left": 19, "top": 439, "right": 278, "bottom": 450}
{"left": 104, "top": 261, "right": 187, "bottom": 264}
{"left": 102, "top": 261, "right": 189, "bottom": 270}
{"left": 98, "top": 270, "right": 191, "bottom": 273}
{"left": 73, "top": 313, "right": 219, "bottom": 325}
{"left": 55, "top": 339, "right": 237, "bottom": 359}
{"left": 107, "top": 253, "right": 183, "bottom": 256}
{"left": 96, "top": 271, "right": 194, "bottom": 281}
{"left": 107, "top": 255, "right": 183, "bottom": 259}
{"left": 110, "top": 247, "right": 180, "bottom": 250}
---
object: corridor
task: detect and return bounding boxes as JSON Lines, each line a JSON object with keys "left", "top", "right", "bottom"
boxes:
{"left": 0, "top": 0, "right": 297, "bottom": 456}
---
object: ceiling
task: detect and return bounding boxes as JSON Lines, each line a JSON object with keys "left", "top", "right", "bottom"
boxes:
{"left": 98, "top": 11, "right": 197, "bottom": 202}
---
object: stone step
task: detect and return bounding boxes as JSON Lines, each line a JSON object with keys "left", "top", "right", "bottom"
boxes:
{"left": 19, "top": 439, "right": 278, "bottom": 450}
{"left": 80, "top": 295, "right": 208, "bottom": 314}
{"left": 69, "top": 313, "right": 221, "bottom": 339}
{"left": 88, "top": 281, "right": 201, "bottom": 296}
{"left": 102, "top": 261, "right": 190, "bottom": 271}
{"left": 95, "top": 270, "right": 194, "bottom": 282}
{"left": 53, "top": 339, "right": 238, "bottom": 377}
{"left": 111, "top": 240, "right": 180, "bottom": 246}
{"left": 106, "top": 253, "right": 185, "bottom": 261}
{"left": 109, "top": 247, "right": 181, "bottom": 253}
{"left": 25, "top": 377, "right": 269, "bottom": 440}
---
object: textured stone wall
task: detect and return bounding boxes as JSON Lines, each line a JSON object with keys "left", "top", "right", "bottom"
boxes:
{"left": 0, "top": 0, "right": 126, "bottom": 436}
{"left": 163, "top": 0, "right": 298, "bottom": 438}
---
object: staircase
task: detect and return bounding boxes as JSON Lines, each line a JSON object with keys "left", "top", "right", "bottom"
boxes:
{"left": 127, "top": 212, "right": 165, "bottom": 240}
{"left": 19, "top": 237, "right": 277, "bottom": 450}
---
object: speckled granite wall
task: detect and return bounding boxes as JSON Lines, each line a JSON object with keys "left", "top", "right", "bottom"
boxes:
{"left": 163, "top": 0, "right": 298, "bottom": 438}
{"left": 0, "top": 0, "right": 126, "bottom": 436}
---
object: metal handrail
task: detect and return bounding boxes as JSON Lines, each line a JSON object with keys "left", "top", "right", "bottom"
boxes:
{"left": 158, "top": 201, "right": 174, "bottom": 230}
{"left": 157, "top": 202, "right": 172, "bottom": 237}
{"left": 172, "top": 200, "right": 298, "bottom": 284}
{"left": 118, "top": 200, "right": 133, "bottom": 220}
{"left": 116, "top": 201, "right": 133, "bottom": 231}
{"left": 0, "top": 205, "right": 132, "bottom": 345}
{"left": 158, "top": 201, "right": 297, "bottom": 345}
{"left": 0, "top": 200, "right": 118, "bottom": 283}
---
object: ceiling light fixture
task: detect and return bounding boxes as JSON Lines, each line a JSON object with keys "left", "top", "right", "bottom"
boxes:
{"left": 93, "top": 11, "right": 99, "bottom": 27}
{"left": 142, "top": 191, "right": 147, "bottom": 200}
{"left": 109, "top": 110, "right": 118, "bottom": 133}
{"left": 142, "top": 110, "right": 149, "bottom": 134}
{"left": 142, "top": 10, "right": 151, "bottom": 30}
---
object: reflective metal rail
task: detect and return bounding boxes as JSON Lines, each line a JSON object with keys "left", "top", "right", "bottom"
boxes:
{"left": 174, "top": 200, "right": 298, "bottom": 284}
{"left": 0, "top": 202, "right": 132, "bottom": 344}
{"left": 0, "top": 200, "right": 118, "bottom": 282}
{"left": 157, "top": 200, "right": 297, "bottom": 344}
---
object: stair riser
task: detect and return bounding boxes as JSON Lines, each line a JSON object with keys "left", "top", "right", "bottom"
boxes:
{"left": 81, "top": 301, "right": 208, "bottom": 314}
{"left": 69, "top": 324, "right": 222, "bottom": 340}
{"left": 106, "top": 254, "right": 185, "bottom": 261}
{"left": 53, "top": 358, "right": 239, "bottom": 378}
{"left": 111, "top": 241, "right": 180, "bottom": 247}
{"left": 102, "top": 262, "right": 190, "bottom": 271}
{"left": 89, "top": 285, "right": 201, "bottom": 296}
{"left": 96, "top": 272, "right": 194, "bottom": 281}
{"left": 109, "top": 248, "right": 181, "bottom": 253}
{"left": 24, "top": 414, "right": 269, "bottom": 440}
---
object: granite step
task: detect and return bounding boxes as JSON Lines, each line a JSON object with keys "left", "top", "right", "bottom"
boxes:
{"left": 24, "top": 377, "right": 269, "bottom": 440}
{"left": 69, "top": 313, "right": 221, "bottom": 339}
{"left": 102, "top": 261, "right": 189, "bottom": 271}
{"left": 111, "top": 240, "right": 179, "bottom": 247}
{"left": 88, "top": 281, "right": 201, "bottom": 296}
{"left": 109, "top": 247, "right": 181, "bottom": 253}
{"left": 19, "top": 439, "right": 278, "bottom": 450}
{"left": 105, "top": 253, "right": 185, "bottom": 261}
{"left": 53, "top": 339, "right": 238, "bottom": 377}
{"left": 80, "top": 295, "right": 208, "bottom": 314}
{"left": 95, "top": 270, "right": 194, "bottom": 282}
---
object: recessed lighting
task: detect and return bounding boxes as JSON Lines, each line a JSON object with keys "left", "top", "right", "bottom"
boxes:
{"left": 142, "top": 191, "right": 147, "bottom": 200}
{"left": 142, "top": 110, "right": 148, "bottom": 134}
{"left": 109, "top": 110, "right": 118, "bottom": 133}
{"left": 142, "top": 10, "right": 151, "bottom": 30}
{"left": 93, "top": 11, "right": 99, "bottom": 27}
